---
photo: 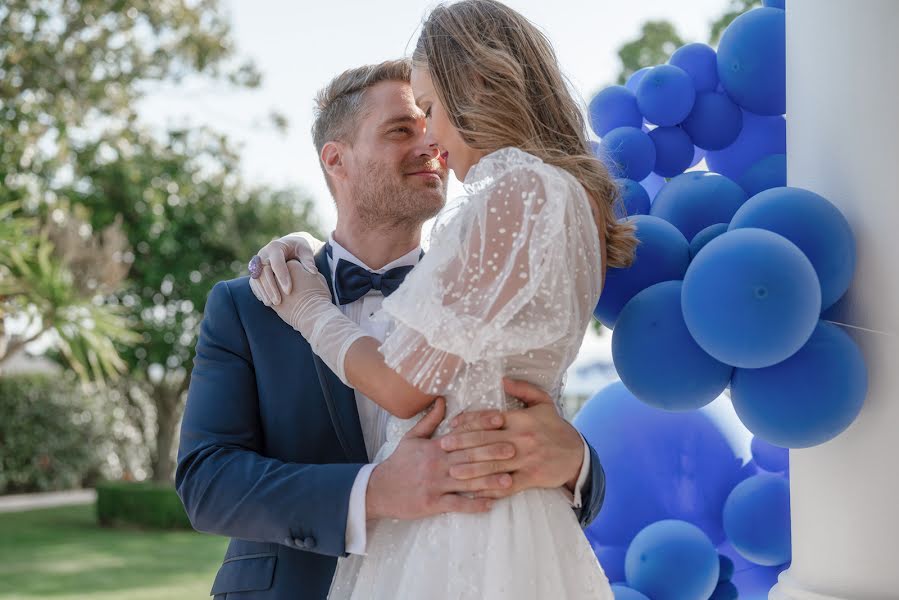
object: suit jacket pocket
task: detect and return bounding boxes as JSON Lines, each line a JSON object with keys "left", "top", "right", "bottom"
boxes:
{"left": 210, "top": 552, "right": 277, "bottom": 595}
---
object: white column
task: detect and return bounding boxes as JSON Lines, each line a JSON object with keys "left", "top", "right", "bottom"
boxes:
{"left": 770, "top": 2, "right": 899, "bottom": 599}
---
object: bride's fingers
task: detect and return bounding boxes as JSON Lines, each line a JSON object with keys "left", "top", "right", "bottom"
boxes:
{"left": 435, "top": 494, "right": 494, "bottom": 515}
{"left": 249, "top": 278, "right": 271, "bottom": 306}
{"left": 260, "top": 266, "right": 282, "bottom": 305}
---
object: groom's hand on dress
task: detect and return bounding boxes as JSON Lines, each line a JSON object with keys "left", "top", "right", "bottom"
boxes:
{"left": 440, "top": 378, "right": 585, "bottom": 500}
{"left": 365, "top": 398, "right": 510, "bottom": 521}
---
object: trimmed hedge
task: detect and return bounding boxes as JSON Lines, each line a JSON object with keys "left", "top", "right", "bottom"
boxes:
{"left": 96, "top": 480, "right": 192, "bottom": 529}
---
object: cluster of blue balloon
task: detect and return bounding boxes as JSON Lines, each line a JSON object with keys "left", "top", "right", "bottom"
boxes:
{"left": 575, "top": 382, "right": 791, "bottom": 600}
{"left": 590, "top": 2, "right": 867, "bottom": 450}
{"left": 576, "top": 2, "right": 869, "bottom": 599}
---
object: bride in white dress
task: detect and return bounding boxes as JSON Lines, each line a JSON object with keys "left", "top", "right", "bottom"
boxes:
{"left": 252, "top": 1, "right": 638, "bottom": 597}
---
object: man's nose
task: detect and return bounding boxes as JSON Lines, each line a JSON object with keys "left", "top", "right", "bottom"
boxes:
{"left": 419, "top": 142, "right": 440, "bottom": 159}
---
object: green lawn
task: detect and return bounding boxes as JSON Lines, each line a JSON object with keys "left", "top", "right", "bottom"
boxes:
{"left": 0, "top": 504, "right": 228, "bottom": 599}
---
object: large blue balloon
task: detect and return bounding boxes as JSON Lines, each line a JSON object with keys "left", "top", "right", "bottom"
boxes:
{"left": 730, "top": 320, "right": 867, "bottom": 448}
{"left": 681, "top": 92, "right": 743, "bottom": 151}
{"left": 670, "top": 43, "right": 719, "bottom": 93}
{"left": 706, "top": 110, "right": 786, "bottom": 181}
{"left": 600, "top": 126, "right": 657, "bottom": 181}
{"left": 763, "top": 0, "right": 785, "bottom": 8}
{"left": 717, "top": 8, "right": 786, "bottom": 116}
{"left": 636, "top": 65, "right": 696, "bottom": 126}
{"left": 690, "top": 145, "right": 706, "bottom": 168}
{"left": 738, "top": 154, "right": 786, "bottom": 198}
{"left": 615, "top": 178, "right": 651, "bottom": 217}
{"left": 709, "top": 581, "right": 738, "bottom": 600}
{"left": 751, "top": 437, "right": 789, "bottom": 473}
{"left": 589, "top": 85, "right": 644, "bottom": 137}
{"left": 682, "top": 228, "right": 821, "bottom": 368}
{"left": 574, "top": 382, "right": 747, "bottom": 546}
{"left": 611, "top": 585, "right": 651, "bottom": 600}
{"left": 723, "top": 474, "right": 791, "bottom": 566}
{"left": 650, "top": 171, "right": 748, "bottom": 242}
{"left": 729, "top": 186, "right": 856, "bottom": 311}
{"left": 690, "top": 223, "right": 728, "bottom": 259}
{"left": 649, "top": 126, "right": 694, "bottom": 177}
{"left": 626, "top": 67, "right": 652, "bottom": 93}
{"left": 612, "top": 281, "right": 733, "bottom": 411}
{"left": 593, "top": 215, "right": 690, "bottom": 328}
{"left": 718, "top": 541, "right": 789, "bottom": 599}
{"left": 626, "top": 520, "right": 720, "bottom": 600}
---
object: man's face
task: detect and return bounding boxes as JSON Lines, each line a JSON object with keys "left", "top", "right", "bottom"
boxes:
{"left": 341, "top": 81, "right": 448, "bottom": 228}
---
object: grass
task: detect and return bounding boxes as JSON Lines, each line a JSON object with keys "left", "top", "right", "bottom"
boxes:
{"left": 0, "top": 504, "right": 228, "bottom": 599}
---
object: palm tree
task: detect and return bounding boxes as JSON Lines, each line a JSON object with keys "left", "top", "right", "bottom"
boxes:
{"left": 0, "top": 202, "right": 138, "bottom": 384}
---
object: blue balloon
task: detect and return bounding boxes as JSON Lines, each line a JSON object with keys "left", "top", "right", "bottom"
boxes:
{"left": 718, "top": 541, "right": 788, "bottom": 598}
{"left": 636, "top": 65, "right": 696, "bottom": 126}
{"left": 682, "top": 228, "right": 821, "bottom": 368}
{"left": 589, "top": 85, "right": 644, "bottom": 137}
{"left": 592, "top": 543, "right": 628, "bottom": 583}
{"left": 600, "top": 126, "right": 657, "bottom": 181}
{"left": 690, "top": 223, "right": 728, "bottom": 259}
{"left": 723, "top": 474, "right": 791, "bottom": 566}
{"left": 706, "top": 110, "right": 786, "bottom": 181}
{"left": 751, "top": 437, "right": 789, "bottom": 473}
{"left": 611, "top": 585, "right": 651, "bottom": 600}
{"left": 593, "top": 215, "right": 690, "bottom": 328}
{"left": 729, "top": 186, "right": 856, "bottom": 311}
{"left": 738, "top": 154, "right": 787, "bottom": 198}
{"left": 641, "top": 172, "right": 665, "bottom": 201}
{"left": 717, "top": 8, "right": 786, "bottom": 116}
{"left": 574, "top": 382, "right": 747, "bottom": 546}
{"left": 649, "top": 126, "right": 695, "bottom": 177}
{"left": 681, "top": 92, "right": 743, "bottom": 151}
{"left": 626, "top": 520, "right": 720, "bottom": 600}
{"left": 763, "top": 0, "right": 785, "bottom": 10}
{"left": 615, "top": 178, "right": 651, "bottom": 217}
{"left": 626, "top": 67, "right": 652, "bottom": 93}
{"left": 718, "top": 554, "right": 735, "bottom": 582}
{"left": 710, "top": 581, "right": 739, "bottom": 600}
{"left": 670, "top": 43, "right": 719, "bottom": 93}
{"left": 612, "top": 281, "right": 733, "bottom": 411}
{"left": 650, "top": 171, "right": 748, "bottom": 242}
{"left": 730, "top": 320, "right": 867, "bottom": 448}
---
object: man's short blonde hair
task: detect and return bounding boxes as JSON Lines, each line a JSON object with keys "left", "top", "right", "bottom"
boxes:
{"left": 312, "top": 59, "right": 412, "bottom": 192}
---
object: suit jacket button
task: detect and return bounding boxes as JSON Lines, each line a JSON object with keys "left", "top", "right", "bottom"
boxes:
{"left": 303, "top": 536, "right": 316, "bottom": 549}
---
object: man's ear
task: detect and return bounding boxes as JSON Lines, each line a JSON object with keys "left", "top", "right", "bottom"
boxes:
{"left": 321, "top": 141, "right": 347, "bottom": 182}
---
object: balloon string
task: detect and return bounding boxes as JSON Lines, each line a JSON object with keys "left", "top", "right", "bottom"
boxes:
{"left": 821, "top": 319, "right": 897, "bottom": 337}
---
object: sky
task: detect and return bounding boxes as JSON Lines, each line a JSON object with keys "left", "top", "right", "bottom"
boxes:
{"left": 138, "top": 0, "right": 730, "bottom": 232}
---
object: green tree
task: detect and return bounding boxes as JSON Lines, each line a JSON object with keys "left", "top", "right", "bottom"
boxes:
{"left": 616, "top": 21, "right": 686, "bottom": 84}
{"left": 1, "top": 1, "right": 317, "bottom": 483}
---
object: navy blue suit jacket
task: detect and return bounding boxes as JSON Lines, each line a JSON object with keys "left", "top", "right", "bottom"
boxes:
{"left": 176, "top": 249, "right": 606, "bottom": 599}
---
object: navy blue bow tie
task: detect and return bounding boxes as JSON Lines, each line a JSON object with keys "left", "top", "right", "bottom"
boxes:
{"left": 328, "top": 243, "right": 417, "bottom": 305}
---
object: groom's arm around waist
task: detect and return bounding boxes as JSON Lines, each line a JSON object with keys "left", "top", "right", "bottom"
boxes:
{"left": 575, "top": 442, "right": 606, "bottom": 528}
{"left": 176, "top": 279, "right": 364, "bottom": 558}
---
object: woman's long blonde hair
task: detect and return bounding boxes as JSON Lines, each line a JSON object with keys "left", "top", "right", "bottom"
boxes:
{"left": 413, "top": 0, "right": 637, "bottom": 269}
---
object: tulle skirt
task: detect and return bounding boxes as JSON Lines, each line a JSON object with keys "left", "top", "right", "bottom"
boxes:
{"left": 328, "top": 486, "right": 613, "bottom": 600}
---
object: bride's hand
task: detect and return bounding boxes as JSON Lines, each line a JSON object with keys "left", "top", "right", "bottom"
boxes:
{"left": 249, "top": 232, "right": 324, "bottom": 305}
{"left": 265, "top": 260, "right": 333, "bottom": 331}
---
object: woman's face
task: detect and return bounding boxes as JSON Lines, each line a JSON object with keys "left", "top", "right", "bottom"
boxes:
{"left": 410, "top": 66, "right": 485, "bottom": 181}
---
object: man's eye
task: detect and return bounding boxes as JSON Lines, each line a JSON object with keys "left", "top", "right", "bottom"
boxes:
{"left": 425, "top": 107, "right": 432, "bottom": 118}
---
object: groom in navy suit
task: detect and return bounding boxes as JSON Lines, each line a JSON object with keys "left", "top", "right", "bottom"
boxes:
{"left": 176, "top": 59, "right": 606, "bottom": 599}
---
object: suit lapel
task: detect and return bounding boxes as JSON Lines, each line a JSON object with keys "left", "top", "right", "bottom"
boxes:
{"left": 311, "top": 247, "right": 368, "bottom": 464}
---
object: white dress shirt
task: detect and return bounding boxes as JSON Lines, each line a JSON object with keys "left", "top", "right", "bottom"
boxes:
{"left": 329, "top": 235, "right": 592, "bottom": 555}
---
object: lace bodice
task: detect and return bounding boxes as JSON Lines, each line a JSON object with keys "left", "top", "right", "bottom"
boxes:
{"left": 375, "top": 147, "right": 604, "bottom": 450}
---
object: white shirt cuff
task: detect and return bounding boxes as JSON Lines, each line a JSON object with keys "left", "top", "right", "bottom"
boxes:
{"left": 344, "top": 463, "right": 376, "bottom": 555}
{"left": 569, "top": 435, "right": 592, "bottom": 509}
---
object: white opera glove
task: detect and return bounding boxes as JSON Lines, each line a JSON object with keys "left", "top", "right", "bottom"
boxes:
{"left": 269, "top": 260, "right": 369, "bottom": 386}
{"left": 249, "top": 232, "right": 324, "bottom": 306}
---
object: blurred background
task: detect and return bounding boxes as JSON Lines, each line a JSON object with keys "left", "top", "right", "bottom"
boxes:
{"left": 0, "top": 1, "right": 759, "bottom": 598}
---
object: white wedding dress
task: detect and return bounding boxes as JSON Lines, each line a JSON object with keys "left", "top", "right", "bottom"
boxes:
{"left": 328, "top": 148, "right": 613, "bottom": 600}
